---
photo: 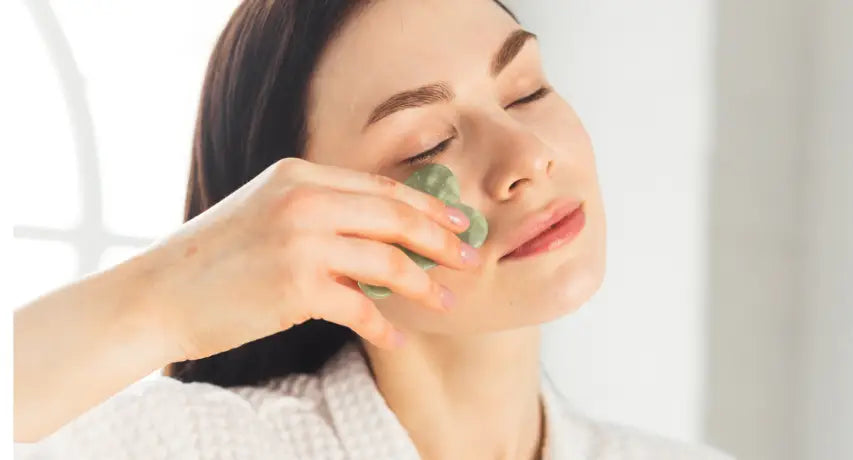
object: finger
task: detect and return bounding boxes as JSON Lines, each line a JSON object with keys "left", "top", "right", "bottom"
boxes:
{"left": 324, "top": 236, "right": 455, "bottom": 312}
{"left": 314, "top": 190, "right": 479, "bottom": 271}
{"left": 276, "top": 158, "right": 470, "bottom": 233}
{"left": 316, "top": 282, "right": 405, "bottom": 350}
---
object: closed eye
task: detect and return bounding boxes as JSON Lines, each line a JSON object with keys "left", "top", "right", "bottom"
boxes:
{"left": 505, "top": 86, "right": 552, "bottom": 109}
{"left": 404, "top": 136, "right": 455, "bottom": 165}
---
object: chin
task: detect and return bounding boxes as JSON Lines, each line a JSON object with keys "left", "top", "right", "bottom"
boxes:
{"left": 530, "top": 260, "right": 604, "bottom": 323}
{"left": 420, "top": 250, "right": 605, "bottom": 336}
{"left": 494, "top": 217, "right": 607, "bottom": 328}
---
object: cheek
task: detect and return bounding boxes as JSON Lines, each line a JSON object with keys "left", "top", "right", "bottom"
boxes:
{"left": 527, "top": 99, "right": 592, "bottom": 161}
{"left": 353, "top": 101, "right": 606, "bottom": 334}
{"left": 532, "top": 100, "right": 600, "bottom": 201}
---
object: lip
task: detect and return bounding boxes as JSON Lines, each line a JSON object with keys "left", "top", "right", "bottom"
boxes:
{"left": 499, "top": 198, "right": 585, "bottom": 261}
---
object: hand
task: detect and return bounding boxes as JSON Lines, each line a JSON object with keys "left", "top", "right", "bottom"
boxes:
{"left": 141, "top": 157, "right": 480, "bottom": 362}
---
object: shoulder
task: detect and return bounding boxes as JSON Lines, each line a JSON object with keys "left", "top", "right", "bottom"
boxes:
{"left": 542, "top": 382, "right": 735, "bottom": 460}
{"left": 14, "top": 374, "right": 329, "bottom": 459}
{"left": 585, "top": 419, "right": 735, "bottom": 460}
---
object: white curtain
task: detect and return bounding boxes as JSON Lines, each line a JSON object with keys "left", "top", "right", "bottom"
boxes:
{"left": 510, "top": 1, "right": 853, "bottom": 459}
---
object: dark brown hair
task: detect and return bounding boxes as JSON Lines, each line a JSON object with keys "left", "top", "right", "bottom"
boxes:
{"left": 166, "top": 0, "right": 516, "bottom": 387}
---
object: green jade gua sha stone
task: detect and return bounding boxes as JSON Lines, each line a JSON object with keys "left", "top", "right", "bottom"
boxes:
{"left": 358, "top": 164, "right": 489, "bottom": 299}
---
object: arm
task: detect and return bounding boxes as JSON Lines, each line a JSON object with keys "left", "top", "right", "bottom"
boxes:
{"left": 13, "top": 251, "right": 180, "bottom": 443}
{"left": 13, "top": 158, "right": 477, "bottom": 444}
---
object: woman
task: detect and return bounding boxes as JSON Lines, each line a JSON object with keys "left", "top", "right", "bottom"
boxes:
{"left": 14, "top": 0, "right": 734, "bottom": 458}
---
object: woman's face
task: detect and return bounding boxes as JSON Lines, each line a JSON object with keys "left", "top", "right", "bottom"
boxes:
{"left": 304, "top": 0, "right": 606, "bottom": 335}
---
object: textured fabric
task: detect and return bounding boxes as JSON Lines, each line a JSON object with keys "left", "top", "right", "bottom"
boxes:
{"left": 15, "top": 343, "right": 735, "bottom": 459}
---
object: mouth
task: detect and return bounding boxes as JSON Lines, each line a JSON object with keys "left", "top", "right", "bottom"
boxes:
{"left": 499, "top": 199, "right": 586, "bottom": 262}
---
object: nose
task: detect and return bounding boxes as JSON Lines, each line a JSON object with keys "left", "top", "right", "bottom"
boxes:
{"left": 482, "top": 121, "right": 556, "bottom": 202}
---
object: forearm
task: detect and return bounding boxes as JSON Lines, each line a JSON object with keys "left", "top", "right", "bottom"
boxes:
{"left": 13, "top": 252, "right": 178, "bottom": 443}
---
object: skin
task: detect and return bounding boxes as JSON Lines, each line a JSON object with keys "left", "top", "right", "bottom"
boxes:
{"left": 15, "top": 158, "right": 476, "bottom": 442}
{"left": 305, "top": 0, "right": 607, "bottom": 458}
{"left": 359, "top": 163, "right": 489, "bottom": 298}
{"left": 307, "top": 0, "right": 605, "bottom": 335}
{"left": 13, "top": 0, "right": 606, "bottom": 456}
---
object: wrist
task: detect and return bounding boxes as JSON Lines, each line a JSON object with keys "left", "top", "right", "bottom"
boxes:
{"left": 112, "top": 248, "right": 187, "bottom": 367}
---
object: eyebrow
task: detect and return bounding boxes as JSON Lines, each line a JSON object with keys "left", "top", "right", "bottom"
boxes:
{"left": 491, "top": 29, "right": 537, "bottom": 76}
{"left": 365, "top": 83, "right": 454, "bottom": 127}
{"left": 364, "top": 29, "right": 537, "bottom": 129}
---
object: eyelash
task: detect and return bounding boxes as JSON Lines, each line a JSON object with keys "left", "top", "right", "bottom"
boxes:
{"left": 505, "top": 86, "right": 552, "bottom": 109}
{"left": 403, "top": 86, "right": 552, "bottom": 165}
{"left": 404, "top": 137, "right": 454, "bottom": 165}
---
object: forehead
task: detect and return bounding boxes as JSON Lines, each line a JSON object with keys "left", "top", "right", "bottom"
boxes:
{"left": 306, "top": 0, "right": 518, "bottom": 164}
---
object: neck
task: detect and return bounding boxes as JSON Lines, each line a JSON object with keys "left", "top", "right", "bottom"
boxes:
{"left": 362, "top": 326, "right": 544, "bottom": 460}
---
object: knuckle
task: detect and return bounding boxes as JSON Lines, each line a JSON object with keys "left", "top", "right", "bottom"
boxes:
{"left": 419, "top": 276, "right": 439, "bottom": 301}
{"left": 352, "top": 297, "right": 375, "bottom": 330}
{"left": 425, "top": 195, "right": 446, "bottom": 218}
{"left": 277, "top": 185, "right": 324, "bottom": 216}
{"left": 369, "top": 173, "right": 402, "bottom": 194}
{"left": 392, "top": 202, "right": 421, "bottom": 235}
{"left": 444, "top": 231, "right": 462, "bottom": 257}
{"left": 374, "top": 321, "right": 393, "bottom": 345}
{"left": 384, "top": 248, "right": 411, "bottom": 279}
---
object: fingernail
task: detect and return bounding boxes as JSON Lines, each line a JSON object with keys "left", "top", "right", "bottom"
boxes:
{"left": 439, "top": 285, "right": 456, "bottom": 310}
{"left": 460, "top": 242, "right": 480, "bottom": 266}
{"left": 446, "top": 205, "right": 470, "bottom": 228}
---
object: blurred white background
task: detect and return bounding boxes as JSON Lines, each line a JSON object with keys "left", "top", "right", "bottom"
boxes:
{"left": 4, "top": 1, "right": 851, "bottom": 459}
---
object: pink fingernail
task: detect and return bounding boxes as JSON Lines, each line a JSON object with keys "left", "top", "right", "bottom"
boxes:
{"left": 460, "top": 242, "right": 480, "bottom": 266}
{"left": 446, "top": 205, "right": 469, "bottom": 228}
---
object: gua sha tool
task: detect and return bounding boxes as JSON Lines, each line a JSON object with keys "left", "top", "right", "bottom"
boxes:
{"left": 358, "top": 164, "right": 489, "bottom": 299}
